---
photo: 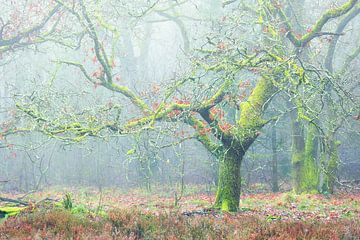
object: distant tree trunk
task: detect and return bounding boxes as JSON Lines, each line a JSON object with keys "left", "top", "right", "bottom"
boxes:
{"left": 271, "top": 124, "right": 279, "bottom": 192}
{"left": 320, "top": 3, "right": 359, "bottom": 194}
{"left": 139, "top": 156, "right": 152, "bottom": 192}
{"left": 301, "top": 123, "right": 319, "bottom": 193}
{"left": 327, "top": 140, "right": 340, "bottom": 193}
{"left": 285, "top": 0, "right": 320, "bottom": 194}
{"left": 290, "top": 109, "right": 319, "bottom": 194}
{"left": 290, "top": 109, "right": 305, "bottom": 193}
{"left": 321, "top": 136, "right": 340, "bottom": 193}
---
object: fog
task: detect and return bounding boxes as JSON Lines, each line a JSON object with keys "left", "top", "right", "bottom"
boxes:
{"left": 1, "top": 0, "right": 359, "bottom": 205}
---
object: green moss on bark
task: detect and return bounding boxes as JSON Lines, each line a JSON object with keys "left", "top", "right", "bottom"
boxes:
{"left": 300, "top": 124, "right": 319, "bottom": 193}
{"left": 290, "top": 115, "right": 305, "bottom": 193}
{"left": 236, "top": 77, "right": 276, "bottom": 152}
{"left": 214, "top": 76, "right": 276, "bottom": 212}
{"left": 322, "top": 140, "right": 340, "bottom": 194}
{"left": 292, "top": 124, "right": 319, "bottom": 194}
{"left": 238, "top": 77, "right": 274, "bottom": 129}
{"left": 214, "top": 150, "right": 243, "bottom": 212}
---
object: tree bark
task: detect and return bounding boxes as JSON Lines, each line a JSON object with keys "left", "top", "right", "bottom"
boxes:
{"left": 214, "top": 149, "right": 243, "bottom": 212}
{"left": 214, "top": 76, "right": 276, "bottom": 211}
{"left": 301, "top": 123, "right": 319, "bottom": 193}
{"left": 291, "top": 118, "right": 320, "bottom": 193}
{"left": 321, "top": 137, "right": 340, "bottom": 193}
{"left": 290, "top": 110, "right": 305, "bottom": 193}
{"left": 271, "top": 124, "right": 279, "bottom": 192}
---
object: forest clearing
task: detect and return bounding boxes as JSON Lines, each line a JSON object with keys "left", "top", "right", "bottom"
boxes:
{"left": 1, "top": 186, "right": 360, "bottom": 239}
{"left": 1, "top": 0, "right": 360, "bottom": 239}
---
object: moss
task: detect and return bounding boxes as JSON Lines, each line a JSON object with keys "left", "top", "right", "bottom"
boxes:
{"left": 109, "top": 83, "right": 151, "bottom": 114}
{"left": 0, "top": 207, "right": 25, "bottom": 218}
{"left": 186, "top": 116, "right": 222, "bottom": 155}
{"left": 304, "top": 0, "right": 357, "bottom": 36}
{"left": 320, "top": 138, "right": 340, "bottom": 194}
{"left": 214, "top": 150, "right": 242, "bottom": 212}
{"left": 292, "top": 124, "right": 319, "bottom": 194}
{"left": 202, "top": 78, "right": 232, "bottom": 107}
{"left": 238, "top": 77, "right": 273, "bottom": 129}
{"left": 292, "top": 150, "right": 305, "bottom": 165}
{"left": 235, "top": 76, "right": 276, "bottom": 150}
{"left": 327, "top": 141, "right": 340, "bottom": 193}
{"left": 299, "top": 124, "right": 319, "bottom": 193}
{"left": 214, "top": 73, "right": 276, "bottom": 211}
{"left": 270, "top": 0, "right": 357, "bottom": 47}
{"left": 294, "top": 99, "right": 312, "bottom": 122}
{"left": 292, "top": 153, "right": 304, "bottom": 193}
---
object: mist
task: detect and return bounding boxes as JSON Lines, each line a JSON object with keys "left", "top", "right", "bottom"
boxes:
{"left": 0, "top": 0, "right": 359, "bottom": 239}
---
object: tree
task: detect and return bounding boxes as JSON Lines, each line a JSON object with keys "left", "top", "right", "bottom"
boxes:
{"left": 262, "top": 0, "right": 360, "bottom": 194}
{"left": 2, "top": 0, "right": 359, "bottom": 212}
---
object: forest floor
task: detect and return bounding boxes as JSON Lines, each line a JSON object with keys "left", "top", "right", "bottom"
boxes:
{"left": 0, "top": 186, "right": 359, "bottom": 239}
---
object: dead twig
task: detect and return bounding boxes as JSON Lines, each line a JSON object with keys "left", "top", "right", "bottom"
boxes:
{"left": 0, "top": 197, "right": 28, "bottom": 206}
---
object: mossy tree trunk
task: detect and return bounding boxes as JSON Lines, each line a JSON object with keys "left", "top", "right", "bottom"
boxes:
{"left": 290, "top": 111, "right": 305, "bottom": 193}
{"left": 319, "top": 5, "right": 359, "bottom": 194}
{"left": 271, "top": 124, "right": 279, "bottom": 192}
{"left": 321, "top": 137, "right": 340, "bottom": 193}
{"left": 290, "top": 109, "right": 319, "bottom": 194}
{"left": 212, "top": 77, "right": 276, "bottom": 211}
{"left": 286, "top": 0, "right": 320, "bottom": 194}
{"left": 327, "top": 141, "right": 340, "bottom": 193}
{"left": 271, "top": 0, "right": 358, "bottom": 195}
{"left": 214, "top": 149, "right": 244, "bottom": 212}
{"left": 300, "top": 123, "right": 319, "bottom": 193}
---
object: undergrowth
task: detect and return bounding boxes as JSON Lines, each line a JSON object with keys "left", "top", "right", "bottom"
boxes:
{"left": 0, "top": 207, "right": 359, "bottom": 239}
{"left": 0, "top": 190, "right": 359, "bottom": 239}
